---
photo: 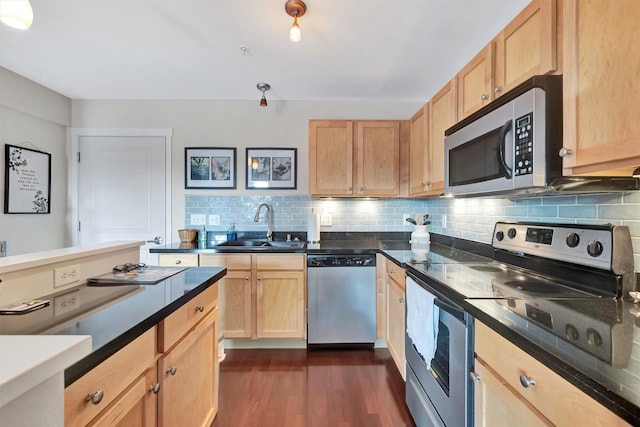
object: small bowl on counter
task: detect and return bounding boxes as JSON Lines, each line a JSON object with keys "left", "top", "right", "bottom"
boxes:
{"left": 177, "top": 229, "right": 198, "bottom": 242}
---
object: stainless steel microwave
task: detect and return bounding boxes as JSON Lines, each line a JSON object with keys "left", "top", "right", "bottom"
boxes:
{"left": 444, "top": 75, "right": 563, "bottom": 197}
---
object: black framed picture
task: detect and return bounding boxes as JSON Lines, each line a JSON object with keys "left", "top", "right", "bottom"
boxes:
{"left": 185, "top": 147, "right": 236, "bottom": 189}
{"left": 246, "top": 148, "right": 297, "bottom": 189}
{"left": 4, "top": 144, "right": 51, "bottom": 214}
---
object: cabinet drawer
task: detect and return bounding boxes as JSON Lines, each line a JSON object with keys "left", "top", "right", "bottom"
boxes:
{"left": 200, "top": 253, "right": 251, "bottom": 270}
{"left": 386, "top": 261, "right": 405, "bottom": 290}
{"left": 158, "top": 253, "right": 199, "bottom": 266}
{"left": 64, "top": 327, "right": 156, "bottom": 427}
{"left": 475, "top": 322, "right": 630, "bottom": 426}
{"left": 159, "top": 283, "right": 218, "bottom": 352}
{"left": 256, "top": 254, "right": 305, "bottom": 270}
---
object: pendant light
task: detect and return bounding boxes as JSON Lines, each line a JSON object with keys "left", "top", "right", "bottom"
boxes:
{"left": 285, "top": 0, "right": 306, "bottom": 43}
{"left": 257, "top": 83, "right": 270, "bottom": 107}
{"left": 0, "top": 0, "right": 33, "bottom": 30}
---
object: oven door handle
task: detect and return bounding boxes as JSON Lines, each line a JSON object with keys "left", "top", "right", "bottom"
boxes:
{"left": 434, "top": 298, "right": 466, "bottom": 321}
{"left": 498, "top": 119, "right": 513, "bottom": 179}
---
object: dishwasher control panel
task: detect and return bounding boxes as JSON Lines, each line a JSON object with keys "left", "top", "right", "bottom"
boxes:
{"left": 307, "top": 255, "right": 376, "bottom": 267}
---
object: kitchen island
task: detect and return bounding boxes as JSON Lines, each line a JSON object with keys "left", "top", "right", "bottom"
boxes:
{"left": 1, "top": 263, "right": 226, "bottom": 426}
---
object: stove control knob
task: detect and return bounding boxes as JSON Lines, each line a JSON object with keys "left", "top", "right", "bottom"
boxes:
{"left": 566, "top": 232, "right": 580, "bottom": 248}
{"left": 507, "top": 228, "right": 517, "bottom": 239}
{"left": 565, "top": 324, "right": 579, "bottom": 341}
{"left": 495, "top": 231, "right": 504, "bottom": 241}
{"left": 587, "top": 240, "right": 604, "bottom": 257}
{"left": 587, "top": 328, "right": 603, "bottom": 347}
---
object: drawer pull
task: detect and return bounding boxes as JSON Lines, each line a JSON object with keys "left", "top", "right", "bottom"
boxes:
{"left": 149, "top": 383, "right": 161, "bottom": 394}
{"left": 175, "top": 260, "right": 182, "bottom": 264}
{"left": 469, "top": 372, "right": 480, "bottom": 383}
{"left": 85, "top": 390, "right": 104, "bottom": 405}
{"left": 244, "top": 276, "right": 249, "bottom": 281}
{"left": 519, "top": 374, "right": 536, "bottom": 388}
{"left": 196, "top": 305, "right": 205, "bottom": 313}
{"left": 399, "top": 297, "right": 404, "bottom": 303}
{"left": 167, "top": 366, "right": 177, "bottom": 375}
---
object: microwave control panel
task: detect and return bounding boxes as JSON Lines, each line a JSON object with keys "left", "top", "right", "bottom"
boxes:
{"left": 514, "top": 113, "right": 533, "bottom": 176}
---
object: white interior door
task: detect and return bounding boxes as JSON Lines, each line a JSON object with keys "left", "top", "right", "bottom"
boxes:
{"left": 73, "top": 131, "right": 171, "bottom": 264}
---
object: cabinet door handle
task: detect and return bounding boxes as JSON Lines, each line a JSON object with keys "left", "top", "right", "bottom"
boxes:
{"left": 480, "top": 94, "right": 489, "bottom": 101}
{"left": 494, "top": 86, "right": 503, "bottom": 94}
{"left": 175, "top": 260, "right": 182, "bottom": 264}
{"left": 149, "top": 383, "right": 161, "bottom": 394}
{"left": 519, "top": 374, "right": 536, "bottom": 388}
{"left": 421, "top": 182, "right": 426, "bottom": 188}
{"left": 399, "top": 297, "right": 404, "bottom": 303}
{"left": 85, "top": 390, "right": 104, "bottom": 405}
{"left": 359, "top": 187, "right": 364, "bottom": 192}
{"left": 195, "top": 305, "right": 205, "bottom": 312}
{"left": 347, "top": 186, "right": 353, "bottom": 192}
{"left": 167, "top": 366, "right": 177, "bottom": 375}
{"left": 244, "top": 276, "right": 249, "bottom": 281}
{"left": 425, "top": 181, "right": 431, "bottom": 186}
{"left": 469, "top": 372, "right": 480, "bottom": 383}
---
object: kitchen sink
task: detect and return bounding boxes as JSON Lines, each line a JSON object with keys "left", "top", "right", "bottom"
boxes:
{"left": 213, "top": 240, "right": 305, "bottom": 250}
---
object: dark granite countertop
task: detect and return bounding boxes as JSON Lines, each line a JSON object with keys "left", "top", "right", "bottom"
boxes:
{"left": 0, "top": 267, "right": 226, "bottom": 385}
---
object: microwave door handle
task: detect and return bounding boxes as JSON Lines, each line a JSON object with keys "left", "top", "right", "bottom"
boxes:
{"left": 498, "top": 120, "right": 513, "bottom": 179}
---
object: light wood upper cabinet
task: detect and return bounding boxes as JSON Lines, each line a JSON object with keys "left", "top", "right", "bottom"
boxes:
{"left": 309, "top": 120, "right": 403, "bottom": 197}
{"left": 562, "top": 0, "right": 640, "bottom": 175}
{"left": 427, "top": 79, "right": 457, "bottom": 196}
{"left": 474, "top": 321, "right": 630, "bottom": 427}
{"left": 494, "top": 0, "right": 558, "bottom": 98}
{"left": 457, "top": 43, "right": 495, "bottom": 119}
{"left": 309, "top": 120, "right": 354, "bottom": 196}
{"left": 409, "top": 104, "right": 429, "bottom": 196}
{"left": 354, "top": 121, "right": 401, "bottom": 196}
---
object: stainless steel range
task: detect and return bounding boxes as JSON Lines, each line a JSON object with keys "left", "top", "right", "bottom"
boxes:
{"left": 404, "top": 221, "right": 636, "bottom": 427}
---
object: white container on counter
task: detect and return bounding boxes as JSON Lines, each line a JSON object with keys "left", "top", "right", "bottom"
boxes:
{"left": 410, "top": 225, "right": 430, "bottom": 261}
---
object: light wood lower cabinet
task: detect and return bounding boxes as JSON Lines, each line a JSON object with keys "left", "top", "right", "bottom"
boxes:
{"left": 378, "top": 255, "right": 405, "bottom": 379}
{"left": 200, "top": 253, "right": 306, "bottom": 339}
{"left": 157, "top": 253, "right": 199, "bottom": 267}
{"left": 65, "top": 283, "right": 220, "bottom": 427}
{"left": 64, "top": 327, "right": 157, "bottom": 427}
{"left": 473, "top": 321, "right": 630, "bottom": 427}
{"left": 158, "top": 307, "right": 218, "bottom": 427}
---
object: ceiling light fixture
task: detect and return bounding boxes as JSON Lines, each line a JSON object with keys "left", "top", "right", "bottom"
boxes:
{"left": 0, "top": 0, "right": 33, "bottom": 30}
{"left": 285, "top": 0, "right": 306, "bottom": 43}
{"left": 257, "top": 83, "right": 271, "bottom": 107}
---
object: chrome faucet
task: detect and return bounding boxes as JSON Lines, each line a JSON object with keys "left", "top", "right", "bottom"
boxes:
{"left": 254, "top": 203, "right": 274, "bottom": 241}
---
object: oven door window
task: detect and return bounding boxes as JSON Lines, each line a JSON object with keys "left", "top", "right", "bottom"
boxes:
{"left": 448, "top": 126, "right": 504, "bottom": 186}
{"left": 430, "top": 320, "right": 450, "bottom": 396}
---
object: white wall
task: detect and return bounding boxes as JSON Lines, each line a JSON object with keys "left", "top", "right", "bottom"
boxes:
{"left": 0, "top": 68, "right": 71, "bottom": 256}
{"left": 71, "top": 99, "right": 422, "bottom": 235}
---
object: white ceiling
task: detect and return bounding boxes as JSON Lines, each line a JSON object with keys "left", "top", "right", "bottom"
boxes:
{"left": 1, "top": 0, "right": 530, "bottom": 102}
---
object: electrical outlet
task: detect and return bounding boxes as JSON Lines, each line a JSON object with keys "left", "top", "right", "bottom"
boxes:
{"left": 320, "top": 214, "right": 332, "bottom": 226}
{"left": 53, "top": 290, "right": 80, "bottom": 316}
{"left": 190, "top": 214, "right": 206, "bottom": 225}
{"left": 208, "top": 214, "right": 220, "bottom": 225}
{"left": 53, "top": 264, "right": 81, "bottom": 288}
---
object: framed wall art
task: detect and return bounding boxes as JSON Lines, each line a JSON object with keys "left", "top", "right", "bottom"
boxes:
{"left": 4, "top": 144, "right": 51, "bottom": 214}
{"left": 185, "top": 147, "right": 236, "bottom": 189}
{"left": 246, "top": 148, "right": 297, "bottom": 189}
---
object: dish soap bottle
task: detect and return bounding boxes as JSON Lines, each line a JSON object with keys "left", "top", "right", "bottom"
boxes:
{"left": 226, "top": 223, "right": 237, "bottom": 241}
{"left": 198, "top": 226, "right": 207, "bottom": 249}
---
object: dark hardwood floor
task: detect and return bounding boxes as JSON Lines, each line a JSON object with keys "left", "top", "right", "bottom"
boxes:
{"left": 212, "top": 348, "right": 416, "bottom": 427}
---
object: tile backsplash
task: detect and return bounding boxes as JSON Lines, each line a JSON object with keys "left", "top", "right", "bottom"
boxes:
{"left": 186, "top": 192, "right": 640, "bottom": 269}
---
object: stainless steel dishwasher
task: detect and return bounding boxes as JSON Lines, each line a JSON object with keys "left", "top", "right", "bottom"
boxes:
{"left": 307, "top": 254, "right": 376, "bottom": 347}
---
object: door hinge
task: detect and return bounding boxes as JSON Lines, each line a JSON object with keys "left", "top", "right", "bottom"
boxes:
{"left": 78, "top": 221, "right": 81, "bottom": 232}
{"left": 77, "top": 152, "right": 81, "bottom": 163}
